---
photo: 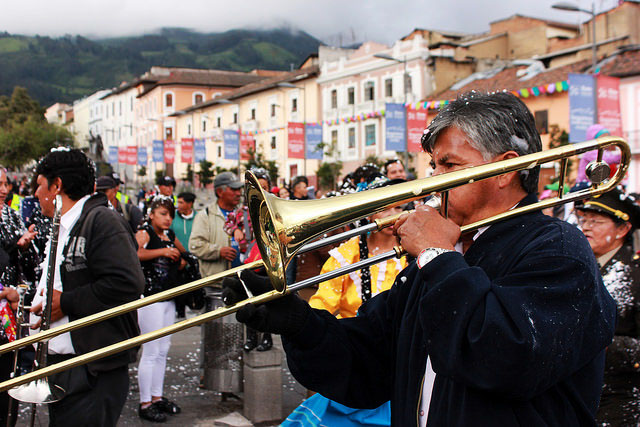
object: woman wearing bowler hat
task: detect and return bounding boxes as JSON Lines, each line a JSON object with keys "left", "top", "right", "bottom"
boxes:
{"left": 577, "top": 188, "right": 640, "bottom": 426}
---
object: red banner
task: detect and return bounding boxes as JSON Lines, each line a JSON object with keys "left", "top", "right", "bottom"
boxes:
{"left": 164, "top": 140, "right": 175, "bottom": 164}
{"left": 407, "top": 109, "right": 428, "bottom": 153}
{"left": 597, "top": 75, "right": 623, "bottom": 137}
{"left": 118, "top": 147, "right": 127, "bottom": 163}
{"left": 287, "top": 122, "right": 305, "bottom": 159}
{"left": 240, "top": 133, "right": 255, "bottom": 161}
{"left": 181, "top": 138, "right": 194, "bottom": 163}
{"left": 126, "top": 146, "right": 137, "bottom": 165}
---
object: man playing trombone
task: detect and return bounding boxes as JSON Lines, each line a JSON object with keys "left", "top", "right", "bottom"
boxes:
{"left": 29, "top": 149, "right": 144, "bottom": 426}
{"left": 225, "top": 92, "right": 617, "bottom": 425}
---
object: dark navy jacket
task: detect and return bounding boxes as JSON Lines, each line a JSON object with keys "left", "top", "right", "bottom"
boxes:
{"left": 283, "top": 195, "right": 616, "bottom": 426}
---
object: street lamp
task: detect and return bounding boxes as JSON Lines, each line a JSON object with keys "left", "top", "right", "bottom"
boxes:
{"left": 277, "top": 82, "right": 308, "bottom": 176}
{"left": 374, "top": 53, "right": 410, "bottom": 173}
{"left": 552, "top": 2, "right": 597, "bottom": 72}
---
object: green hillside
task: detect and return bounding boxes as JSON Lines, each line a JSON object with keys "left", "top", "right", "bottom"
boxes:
{"left": 0, "top": 27, "right": 321, "bottom": 107}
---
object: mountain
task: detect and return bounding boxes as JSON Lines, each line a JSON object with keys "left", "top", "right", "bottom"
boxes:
{"left": 0, "top": 27, "right": 322, "bottom": 107}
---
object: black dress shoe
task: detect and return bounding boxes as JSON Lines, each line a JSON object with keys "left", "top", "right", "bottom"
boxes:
{"left": 256, "top": 333, "right": 273, "bottom": 351}
{"left": 243, "top": 328, "right": 258, "bottom": 351}
{"left": 153, "top": 397, "right": 181, "bottom": 414}
{"left": 139, "top": 404, "right": 167, "bottom": 422}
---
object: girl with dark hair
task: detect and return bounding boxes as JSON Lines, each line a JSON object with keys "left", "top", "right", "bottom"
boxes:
{"left": 135, "top": 195, "right": 185, "bottom": 422}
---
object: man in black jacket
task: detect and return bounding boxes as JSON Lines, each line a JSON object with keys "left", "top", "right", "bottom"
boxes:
{"left": 30, "top": 148, "right": 144, "bottom": 426}
{"left": 225, "top": 92, "right": 617, "bottom": 425}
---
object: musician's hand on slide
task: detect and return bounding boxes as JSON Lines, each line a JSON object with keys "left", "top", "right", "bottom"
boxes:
{"left": 0, "top": 288, "right": 19, "bottom": 311}
{"left": 394, "top": 204, "right": 459, "bottom": 257}
{"left": 29, "top": 289, "right": 64, "bottom": 328}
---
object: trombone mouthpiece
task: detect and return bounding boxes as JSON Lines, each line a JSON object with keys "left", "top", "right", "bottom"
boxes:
{"left": 425, "top": 195, "right": 442, "bottom": 210}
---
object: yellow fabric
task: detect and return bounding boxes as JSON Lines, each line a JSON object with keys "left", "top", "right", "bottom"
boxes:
{"left": 309, "top": 237, "right": 407, "bottom": 319}
{"left": 9, "top": 194, "right": 22, "bottom": 212}
{"left": 116, "top": 191, "right": 129, "bottom": 205}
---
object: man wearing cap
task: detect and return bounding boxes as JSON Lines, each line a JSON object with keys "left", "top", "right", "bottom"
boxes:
{"left": 96, "top": 176, "right": 143, "bottom": 234}
{"left": 189, "top": 171, "right": 243, "bottom": 396}
{"left": 108, "top": 172, "right": 130, "bottom": 207}
{"left": 577, "top": 189, "right": 640, "bottom": 425}
{"left": 156, "top": 176, "right": 177, "bottom": 204}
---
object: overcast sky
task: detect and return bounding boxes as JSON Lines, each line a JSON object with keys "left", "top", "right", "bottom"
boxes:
{"left": 0, "top": 0, "right": 621, "bottom": 44}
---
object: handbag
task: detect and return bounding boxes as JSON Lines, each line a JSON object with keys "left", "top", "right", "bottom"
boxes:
{"left": 176, "top": 252, "right": 205, "bottom": 310}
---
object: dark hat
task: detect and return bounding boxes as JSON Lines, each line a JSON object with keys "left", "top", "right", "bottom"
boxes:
{"left": 214, "top": 172, "right": 243, "bottom": 189}
{"left": 577, "top": 188, "right": 640, "bottom": 229}
{"left": 156, "top": 175, "right": 176, "bottom": 187}
{"left": 108, "top": 172, "right": 123, "bottom": 185}
{"left": 96, "top": 176, "right": 117, "bottom": 191}
{"left": 291, "top": 175, "right": 308, "bottom": 189}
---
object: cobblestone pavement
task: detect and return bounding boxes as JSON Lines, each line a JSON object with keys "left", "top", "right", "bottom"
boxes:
{"left": 14, "top": 308, "right": 306, "bottom": 426}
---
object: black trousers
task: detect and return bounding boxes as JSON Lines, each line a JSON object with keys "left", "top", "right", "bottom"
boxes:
{"left": 49, "top": 359, "right": 129, "bottom": 427}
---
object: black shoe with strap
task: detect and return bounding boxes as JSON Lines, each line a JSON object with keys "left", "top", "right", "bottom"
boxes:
{"left": 139, "top": 404, "right": 167, "bottom": 423}
{"left": 153, "top": 397, "right": 181, "bottom": 415}
{"left": 256, "top": 332, "right": 273, "bottom": 351}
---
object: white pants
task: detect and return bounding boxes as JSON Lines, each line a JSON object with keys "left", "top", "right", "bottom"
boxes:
{"left": 137, "top": 300, "right": 175, "bottom": 403}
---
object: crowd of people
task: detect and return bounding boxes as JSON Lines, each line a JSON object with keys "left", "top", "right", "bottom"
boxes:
{"left": 0, "top": 91, "right": 636, "bottom": 426}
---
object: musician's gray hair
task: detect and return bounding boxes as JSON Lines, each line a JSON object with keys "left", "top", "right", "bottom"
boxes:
{"left": 422, "top": 91, "right": 542, "bottom": 194}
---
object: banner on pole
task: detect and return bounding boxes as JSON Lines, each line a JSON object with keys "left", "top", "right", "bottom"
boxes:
{"left": 569, "top": 73, "right": 596, "bottom": 142}
{"left": 194, "top": 138, "right": 206, "bottom": 163}
{"left": 597, "top": 75, "right": 622, "bottom": 137}
{"left": 126, "top": 146, "right": 137, "bottom": 165}
{"left": 164, "top": 140, "right": 175, "bottom": 164}
{"left": 108, "top": 146, "right": 118, "bottom": 164}
{"left": 181, "top": 138, "right": 194, "bottom": 163}
{"left": 138, "top": 146, "right": 147, "bottom": 166}
{"left": 407, "top": 109, "right": 428, "bottom": 153}
{"left": 305, "top": 124, "right": 323, "bottom": 160}
{"left": 385, "top": 103, "right": 406, "bottom": 152}
{"left": 223, "top": 130, "right": 239, "bottom": 160}
{"left": 240, "top": 133, "right": 255, "bottom": 161}
{"left": 118, "top": 147, "right": 127, "bottom": 164}
{"left": 152, "top": 140, "right": 164, "bottom": 162}
{"left": 288, "top": 122, "right": 305, "bottom": 159}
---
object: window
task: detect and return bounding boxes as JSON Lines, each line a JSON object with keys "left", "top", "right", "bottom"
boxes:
{"left": 194, "top": 93, "right": 204, "bottom": 105}
{"left": 187, "top": 123, "right": 192, "bottom": 135}
{"left": 202, "top": 119, "right": 207, "bottom": 132}
{"left": 130, "top": 97, "right": 133, "bottom": 111}
{"left": 165, "top": 127, "right": 173, "bottom": 140}
{"left": 385, "top": 78, "right": 393, "bottom": 98}
{"left": 365, "top": 124, "right": 376, "bottom": 146}
{"left": 534, "top": 110, "right": 548, "bottom": 135}
{"left": 233, "top": 112, "right": 238, "bottom": 124}
{"left": 364, "top": 82, "right": 375, "bottom": 101}
{"left": 271, "top": 104, "right": 277, "bottom": 117}
{"left": 348, "top": 127, "right": 356, "bottom": 149}
{"left": 119, "top": 101, "right": 122, "bottom": 116}
{"left": 271, "top": 136, "right": 277, "bottom": 149}
{"left": 292, "top": 98, "right": 298, "bottom": 113}
{"left": 331, "top": 129, "right": 338, "bottom": 146}
{"left": 251, "top": 108, "right": 256, "bottom": 120}
{"left": 165, "top": 93, "right": 173, "bottom": 108}
{"left": 404, "top": 74, "right": 413, "bottom": 96}
{"left": 347, "top": 87, "right": 355, "bottom": 105}
{"left": 330, "top": 90, "right": 337, "bottom": 109}
{"left": 217, "top": 146, "right": 222, "bottom": 157}
{"left": 216, "top": 116, "right": 221, "bottom": 128}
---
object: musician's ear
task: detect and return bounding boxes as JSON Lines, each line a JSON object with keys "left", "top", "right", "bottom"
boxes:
{"left": 494, "top": 151, "right": 520, "bottom": 189}
{"left": 49, "top": 177, "right": 63, "bottom": 195}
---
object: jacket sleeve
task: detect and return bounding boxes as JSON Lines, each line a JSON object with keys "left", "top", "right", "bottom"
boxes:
{"left": 418, "top": 237, "right": 615, "bottom": 400}
{"left": 308, "top": 256, "right": 344, "bottom": 316}
{"left": 283, "top": 288, "right": 397, "bottom": 409}
{"left": 188, "top": 210, "right": 221, "bottom": 261}
{"left": 60, "top": 210, "right": 144, "bottom": 316}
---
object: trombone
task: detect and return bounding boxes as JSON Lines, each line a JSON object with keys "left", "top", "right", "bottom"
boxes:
{"left": 0, "top": 136, "right": 630, "bottom": 393}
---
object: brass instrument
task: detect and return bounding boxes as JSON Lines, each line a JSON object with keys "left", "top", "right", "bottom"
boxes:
{"left": 0, "top": 136, "right": 630, "bottom": 392}
{"left": 8, "top": 195, "right": 65, "bottom": 408}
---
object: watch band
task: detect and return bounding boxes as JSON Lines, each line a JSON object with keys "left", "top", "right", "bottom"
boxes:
{"left": 417, "top": 247, "right": 453, "bottom": 269}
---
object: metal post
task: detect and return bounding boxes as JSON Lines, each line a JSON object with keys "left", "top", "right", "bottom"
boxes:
{"left": 403, "top": 57, "right": 409, "bottom": 175}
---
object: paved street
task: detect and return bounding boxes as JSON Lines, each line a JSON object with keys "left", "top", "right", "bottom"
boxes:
{"left": 14, "top": 308, "right": 307, "bottom": 426}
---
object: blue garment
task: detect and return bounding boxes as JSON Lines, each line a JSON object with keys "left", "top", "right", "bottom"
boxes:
{"left": 282, "top": 393, "right": 390, "bottom": 427}
{"left": 219, "top": 207, "right": 242, "bottom": 268}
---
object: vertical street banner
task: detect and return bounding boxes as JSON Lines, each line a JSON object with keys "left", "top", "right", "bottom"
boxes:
{"left": 407, "top": 108, "right": 428, "bottom": 152}
{"left": 568, "top": 73, "right": 596, "bottom": 142}
{"left": 239, "top": 133, "right": 255, "bottom": 161}
{"left": 164, "top": 140, "right": 175, "bottom": 164}
{"left": 152, "top": 140, "right": 164, "bottom": 163}
{"left": 108, "top": 146, "right": 118, "bottom": 164}
{"left": 385, "top": 103, "right": 406, "bottom": 152}
{"left": 126, "top": 146, "right": 137, "bottom": 165}
{"left": 223, "top": 129, "right": 239, "bottom": 160}
{"left": 138, "top": 146, "right": 147, "bottom": 166}
{"left": 305, "top": 124, "right": 323, "bottom": 160}
{"left": 118, "top": 147, "right": 127, "bottom": 164}
{"left": 181, "top": 138, "right": 194, "bottom": 163}
{"left": 288, "top": 122, "right": 305, "bottom": 159}
{"left": 194, "top": 138, "right": 206, "bottom": 163}
{"left": 597, "top": 75, "right": 623, "bottom": 137}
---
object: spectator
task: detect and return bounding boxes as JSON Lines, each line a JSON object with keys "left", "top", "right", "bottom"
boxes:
{"left": 383, "top": 158, "right": 407, "bottom": 180}
{"left": 170, "top": 191, "right": 197, "bottom": 318}
{"left": 96, "top": 175, "right": 143, "bottom": 234}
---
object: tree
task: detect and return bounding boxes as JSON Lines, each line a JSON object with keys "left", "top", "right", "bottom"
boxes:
{"left": 315, "top": 139, "right": 342, "bottom": 191}
{"left": 137, "top": 166, "right": 147, "bottom": 177}
{"left": 183, "top": 163, "right": 194, "bottom": 183}
{"left": 197, "top": 160, "right": 214, "bottom": 186}
{"left": 242, "top": 147, "right": 279, "bottom": 184}
{"left": 548, "top": 124, "right": 574, "bottom": 181}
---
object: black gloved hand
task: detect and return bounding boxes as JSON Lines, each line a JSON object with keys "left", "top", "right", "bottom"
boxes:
{"left": 222, "top": 269, "right": 310, "bottom": 337}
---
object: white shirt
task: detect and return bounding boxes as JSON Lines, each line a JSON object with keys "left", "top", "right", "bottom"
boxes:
{"left": 30, "top": 195, "right": 90, "bottom": 354}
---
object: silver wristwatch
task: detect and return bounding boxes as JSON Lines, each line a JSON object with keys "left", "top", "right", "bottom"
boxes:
{"left": 417, "top": 247, "right": 453, "bottom": 269}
